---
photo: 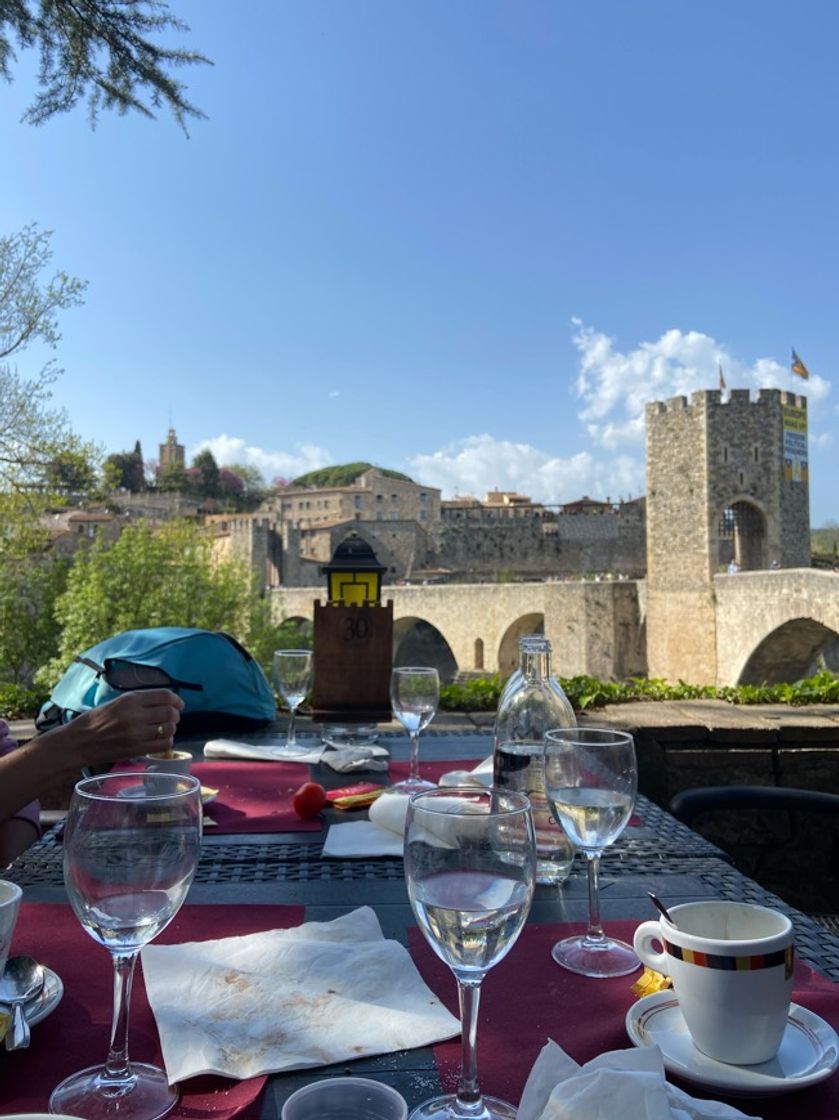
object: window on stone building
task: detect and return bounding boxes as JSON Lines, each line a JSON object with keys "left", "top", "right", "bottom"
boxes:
{"left": 391, "top": 494, "right": 398, "bottom": 502}
{"left": 722, "top": 446, "right": 728, "bottom": 463}
{"left": 420, "top": 510, "right": 428, "bottom": 521}
{"left": 474, "top": 638, "right": 485, "bottom": 671}
{"left": 420, "top": 492, "right": 427, "bottom": 501}
{"left": 753, "top": 446, "right": 760, "bottom": 462}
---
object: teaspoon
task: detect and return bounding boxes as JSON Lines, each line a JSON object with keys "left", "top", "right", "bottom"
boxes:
{"left": 647, "top": 891, "right": 679, "bottom": 927}
{"left": 0, "top": 955, "right": 44, "bottom": 1050}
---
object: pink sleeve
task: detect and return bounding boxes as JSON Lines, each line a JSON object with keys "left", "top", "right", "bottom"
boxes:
{"left": 0, "top": 720, "right": 41, "bottom": 835}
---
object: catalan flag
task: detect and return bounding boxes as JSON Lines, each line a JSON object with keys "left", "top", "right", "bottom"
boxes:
{"left": 791, "top": 349, "right": 810, "bottom": 380}
{"left": 718, "top": 362, "right": 726, "bottom": 392}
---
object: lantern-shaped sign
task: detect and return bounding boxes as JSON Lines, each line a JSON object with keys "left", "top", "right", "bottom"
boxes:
{"left": 321, "top": 532, "right": 387, "bottom": 606}
{"left": 312, "top": 532, "right": 393, "bottom": 722}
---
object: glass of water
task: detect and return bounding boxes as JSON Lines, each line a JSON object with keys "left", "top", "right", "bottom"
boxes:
{"left": 389, "top": 666, "right": 439, "bottom": 793}
{"left": 404, "top": 787, "right": 536, "bottom": 1120}
{"left": 273, "top": 648, "right": 314, "bottom": 753}
{"left": 544, "top": 727, "right": 640, "bottom": 978}
{"left": 50, "top": 772, "right": 202, "bottom": 1120}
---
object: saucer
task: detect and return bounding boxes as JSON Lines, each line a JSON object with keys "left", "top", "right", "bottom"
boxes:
{"left": 626, "top": 991, "right": 839, "bottom": 1096}
{"left": 0, "top": 966, "right": 64, "bottom": 1030}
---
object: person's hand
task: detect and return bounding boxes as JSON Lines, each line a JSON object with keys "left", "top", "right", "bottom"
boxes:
{"left": 44, "top": 689, "right": 186, "bottom": 770}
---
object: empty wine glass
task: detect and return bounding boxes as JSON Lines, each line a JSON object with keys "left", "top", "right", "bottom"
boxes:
{"left": 543, "top": 727, "right": 640, "bottom": 978}
{"left": 390, "top": 666, "right": 439, "bottom": 793}
{"left": 272, "top": 648, "right": 313, "bottom": 754}
{"left": 405, "top": 787, "right": 536, "bottom": 1120}
{"left": 50, "top": 772, "right": 202, "bottom": 1120}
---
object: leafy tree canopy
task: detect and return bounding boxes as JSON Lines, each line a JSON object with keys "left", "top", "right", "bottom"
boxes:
{"left": 0, "top": 225, "right": 98, "bottom": 520}
{"left": 0, "top": 0, "right": 210, "bottom": 130}
{"left": 39, "top": 518, "right": 283, "bottom": 687}
{"left": 291, "top": 463, "right": 413, "bottom": 489}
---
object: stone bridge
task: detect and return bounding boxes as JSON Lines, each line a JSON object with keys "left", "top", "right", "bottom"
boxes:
{"left": 272, "top": 567, "right": 839, "bottom": 686}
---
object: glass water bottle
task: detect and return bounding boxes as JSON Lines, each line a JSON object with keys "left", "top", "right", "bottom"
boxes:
{"left": 493, "top": 635, "right": 577, "bottom": 884}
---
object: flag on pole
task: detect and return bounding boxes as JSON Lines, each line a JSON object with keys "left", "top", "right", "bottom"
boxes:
{"left": 791, "top": 349, "right": 810, "bottom": 380}
{"left": 718, "top": 362, "right": 726, "bottom": 391}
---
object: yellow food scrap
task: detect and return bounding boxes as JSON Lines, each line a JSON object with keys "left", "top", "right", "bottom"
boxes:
{"left": 632, "top": 966, "right": 672, "bottom": 998}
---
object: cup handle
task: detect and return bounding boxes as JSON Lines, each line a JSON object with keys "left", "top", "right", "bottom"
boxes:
{"left": 633, "top": 920, "right": 670, "bottom": 974}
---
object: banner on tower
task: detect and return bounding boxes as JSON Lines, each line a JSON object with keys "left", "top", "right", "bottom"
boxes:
{"left": 783, "top": 405, "right": 808, "bottom": 483}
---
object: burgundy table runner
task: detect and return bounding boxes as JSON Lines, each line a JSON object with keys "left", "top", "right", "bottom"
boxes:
{"left": 409, "top": 919, "right": 839, "bottom": 1117}
{"left": 0, "top": 902, "right": 305, "bottom": 1118}
{"left": 194, "top": 760, "right": 322, "bottom": 833}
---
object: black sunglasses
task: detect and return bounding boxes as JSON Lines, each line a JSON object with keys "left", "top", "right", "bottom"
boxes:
{"left": 76, "top": 656, "right": 203, "bottom": 693}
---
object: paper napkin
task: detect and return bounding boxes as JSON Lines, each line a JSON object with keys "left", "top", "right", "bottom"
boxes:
{"left": 321, "top": 744, "right": 391, "bottom": 772}
{"left": 437, "top": 756, "right": 494, "bottom": 788}
{"left": 203, "top": 738, "right": 325, "bottom": 764}
{"left": 321, "top": 789, "right": 410, "bottom": 857}
{"left": 142, "top": 906, "right": 459, "bottom": 1084}
{"left": 518, "top": 1041, "right": 760, "bottom": 1120}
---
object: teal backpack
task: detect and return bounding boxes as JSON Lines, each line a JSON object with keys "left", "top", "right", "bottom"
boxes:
{"left": 37, "top": 627, "right": 277, "bottom": 736}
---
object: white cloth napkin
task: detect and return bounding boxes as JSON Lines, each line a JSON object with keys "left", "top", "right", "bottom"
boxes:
{"left": 203, "top": 738, "right": 325, "bottom": 764}
{"left": 141, "top": 906, "right": 459, "bottom": 1084}
{"left": 518, "top": 1041, "right": 760, "bottom": 1120}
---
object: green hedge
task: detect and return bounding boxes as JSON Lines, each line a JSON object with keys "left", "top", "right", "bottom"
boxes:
{"left": 439, "top": 670, "right": 839, "bottom": 712}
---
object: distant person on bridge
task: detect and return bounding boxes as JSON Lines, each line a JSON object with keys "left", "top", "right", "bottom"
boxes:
{"left": 728, "top": 559, "right": 741, "bottom": 574}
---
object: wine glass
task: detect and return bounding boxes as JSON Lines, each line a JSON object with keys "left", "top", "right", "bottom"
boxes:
{"left": 389, "top": 666, "right": 439, "bottom": 793}
{"left": 543, "top": 727, "right": 640, "bottom": 978}
{"left": 50, "top": 772, "right": 202, "bottom": 1120}
{"left": 404, "top": 787, "right": 536, "bottom": 1120}
{"left": 272, "top": 648, "right": 313, "bottom": 754}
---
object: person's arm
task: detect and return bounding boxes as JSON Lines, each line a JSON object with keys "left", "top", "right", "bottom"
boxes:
{"left": 0, "top": 689, "right": 185, "bottom": 824}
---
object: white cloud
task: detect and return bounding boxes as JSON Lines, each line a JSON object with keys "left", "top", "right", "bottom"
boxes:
{"left": 572, "top": 321, "right": 831, "bottom": 449}
{"left": 409, "top": 435, "right": 644, "bottom": 505}
{"left": 190, "top": 434, "right": 332, "bottom": 484}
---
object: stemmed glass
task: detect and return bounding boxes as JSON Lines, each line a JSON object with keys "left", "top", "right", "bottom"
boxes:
{"left": 389, "top": 665, "right": 439, "bottom": 793}
{"left": 272, "top": 648, "right": 313, "bottom": 754}
{"left": 543, "top": 727, "right": 640, "bottom": 978}
{"left": 404, "top": 787, "right": 536, "bottom": 1120}
{"left": 50, "top": 772, "right": 202, "bottom": 1120}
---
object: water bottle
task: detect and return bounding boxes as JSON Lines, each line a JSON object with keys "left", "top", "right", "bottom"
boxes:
{"left": 493, "top": 635, "right": 577, "bottom": 884}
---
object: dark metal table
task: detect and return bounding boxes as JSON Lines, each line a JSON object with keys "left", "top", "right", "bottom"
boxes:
{"left": 7, "top": 730, "right": 839, "bottom": 1118}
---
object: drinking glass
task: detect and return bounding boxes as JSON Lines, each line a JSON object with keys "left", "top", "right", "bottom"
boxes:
{"left": 389, "top": 666, "right": 439, "bottom": 793}
{"left": 405, "top": 787, "right": 536, "bottom": 1120}
{"left": 543, "top": 727, "right": 640, "bottom": 978}
{"left": 272, "top": 648, "right": 314, "bottom": 753}
{"left": 50, "top": 772, "right": 202, "bottom": 1120}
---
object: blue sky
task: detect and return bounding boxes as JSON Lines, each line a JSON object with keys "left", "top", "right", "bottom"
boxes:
{"left": 4, "top": 1, "right": 838, "bottom": 522}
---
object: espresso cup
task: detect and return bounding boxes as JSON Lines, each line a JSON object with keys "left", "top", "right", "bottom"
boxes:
{"left": 0, "top": 880, "right": 22, "bottom": 977}
{"left": 633, "top": 900, "right": 794, "bottom": 1065}
{"left": 143, "top": 750, "right": 193, "bottom": 777}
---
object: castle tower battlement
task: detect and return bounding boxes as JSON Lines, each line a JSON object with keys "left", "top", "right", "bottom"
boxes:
{"left": 644, "top": 386, "right": 810, "bottom": 684}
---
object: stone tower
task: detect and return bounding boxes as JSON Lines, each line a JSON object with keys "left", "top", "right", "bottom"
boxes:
{"left": 645, "top": 388, "right": 810, "bottom": 684}
{"left": 159, "top": 427, "right": 185, "bottom": 470}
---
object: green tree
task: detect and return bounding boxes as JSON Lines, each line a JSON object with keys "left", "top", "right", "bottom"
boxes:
{"left": 105, "top": 440, "right": 145, "bottom": 491}
{"left": 40, "top": 519, "right": 285, "bottom": 686}
{"left": 0, "top": 552, "right": 69, "bottom": 683}
{"left": 191, "top": 448, "right": 220, "bottom": 498}
{"left": 156, "top": 460, "right": 190, "bottom": 493}
{"left": 0, "top": 0, "right": 210, "bottom": 130}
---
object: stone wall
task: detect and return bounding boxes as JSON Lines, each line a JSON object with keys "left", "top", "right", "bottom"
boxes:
{"left": 594, "top": 700, "right": 839, "bottom": 915}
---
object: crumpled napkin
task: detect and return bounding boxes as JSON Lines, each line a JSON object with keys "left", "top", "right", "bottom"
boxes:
{"left": 141, "top": 906, "right": 459, "bottom": 1084}
{"left": 321, "top": 744, "right": 391, "bottom": 772}
{"left": 437, "top": 755, "right": 494, "bottom": 788}
{"left": 518, "top": 1041, "right": 760, "bottom": 1120}
{"left": 203, "top": 738, "right": 325, "bottom": 764}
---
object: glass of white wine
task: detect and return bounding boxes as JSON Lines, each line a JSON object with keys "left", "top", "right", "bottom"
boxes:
{"left": 543, "top": 727, "right": 640, "bottom": 978}
{"left": 50, "top": 772, "right": 202, "bottom": 1120}
{"left": 404, "top": 787, "right": 536, "bottom": 1120}
{"left": 389, "top": 666, "right": 439, "bottom": 793}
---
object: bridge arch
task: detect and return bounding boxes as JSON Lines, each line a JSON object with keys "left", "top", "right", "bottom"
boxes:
{"left": 738, "top": 618, "right": 838, "bottom": 685}
{"left": 497, "top": 613, "right": 545, "bottom": 677}
{"left": 393, "top": 615, "right": 458, "bottom": 683}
